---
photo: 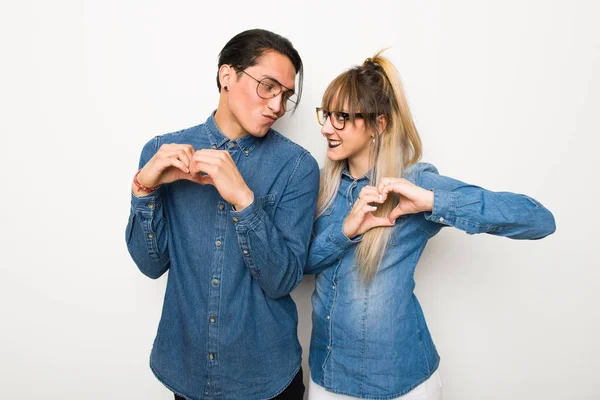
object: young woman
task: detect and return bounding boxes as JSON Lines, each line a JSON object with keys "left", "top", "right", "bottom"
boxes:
{"left": 305, "top": 53, "right": 555, "bottom": 400}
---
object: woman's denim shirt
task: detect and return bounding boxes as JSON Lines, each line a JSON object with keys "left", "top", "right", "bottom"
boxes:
{"left": 306, "top": 162, "right": 555, "bottom": 399}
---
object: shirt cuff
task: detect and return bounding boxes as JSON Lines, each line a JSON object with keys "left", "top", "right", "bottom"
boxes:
{"left": 424, "top": 189, "right": 456, "bottom": 226}
{"left": 130, "top": 191, "right": 161, "bottom": 216}
{"left": 328, "top": 224, "right": 362, "bottom": 250}
{"left": 230, "top": 197, "right": 264, "bottom": 231}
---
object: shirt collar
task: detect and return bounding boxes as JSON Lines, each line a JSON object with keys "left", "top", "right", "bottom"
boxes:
{"left": 203, "top": 112, "right": 263, "bottom": 156}
{"left": 341, "top": 164, "right": 373, "bottom": 182}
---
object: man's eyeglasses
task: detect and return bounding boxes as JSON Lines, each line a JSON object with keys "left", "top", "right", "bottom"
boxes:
{"left": 240, "top": 70, "right": 297, "bottom": 111}
{"left": 316, "top": 107, "right": 371, "bottom": 130}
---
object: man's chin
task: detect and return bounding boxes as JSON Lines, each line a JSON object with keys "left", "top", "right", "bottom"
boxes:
{"left": 246, "top": 125, "right": 271, "bottom": 138}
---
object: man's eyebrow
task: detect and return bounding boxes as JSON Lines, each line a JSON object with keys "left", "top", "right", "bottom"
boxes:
{"left": 261, "top": 74, "right": 295, "bottom": 92}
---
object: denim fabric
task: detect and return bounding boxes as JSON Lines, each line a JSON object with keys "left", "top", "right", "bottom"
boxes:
{"left": 306, "top": 162, "right": 555, "bottom": 399}
{"left": 125, "top": 113, "right": 320, "bottom": 400}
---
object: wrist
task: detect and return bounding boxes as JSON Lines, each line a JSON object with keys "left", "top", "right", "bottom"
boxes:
{"left": 342, "top": 220, "right": 355, "bottom": 239}
{"left": 133, "top": 169, "right": 160, "bottom": 194}
{"left": 232, "top": 189, "right": 254, "bottom": 211}
{"left": 422, "top": 190, "right": 434, "bottom": 212}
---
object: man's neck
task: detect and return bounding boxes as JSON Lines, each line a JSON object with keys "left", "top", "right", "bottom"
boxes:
{"left": 214, "top": 106, "right": 247, "bottom": 140}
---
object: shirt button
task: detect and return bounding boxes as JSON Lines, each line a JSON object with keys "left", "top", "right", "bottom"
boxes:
{"left": 211, "top": 144, "right": 217, "bottom": 149}
{"left": 148, "top": 233, "right": 154, "bottom": 239}
{"left": 332, "top": 285, "right": 336, "bottom": 290}
{"left": 209, "top": 353, "right": 215, "bottom": 360}
{"left": 326, "top": 315, "right": 330, "bottom": 320}
{"left": 210, "top": 316, "right": 216, "bottom": 323}
{"left": 243, "top": 149, "right": 249, "bottom": 155}
{"left": 147, "top": 203, "right": 154, "bottom": 209}
{"left": 242, "top": 249, "right": 249, "bottom": 255}
{"left": 219, "top": 203, "right": 225, "bottom": 210}
{"left": 439, "top": 217, "right": 444, "bottom": 222}
{"left": 212, "top": 279, "right": 219, "bottom": 286}
{"left": 232, "top": 217, "right": 239, "bottom": 223}
{"left": 216, "top": 240, "right": 222, "bottom": 247}
{"left": 228, "top": 141, "right": 236, "bottom": 148}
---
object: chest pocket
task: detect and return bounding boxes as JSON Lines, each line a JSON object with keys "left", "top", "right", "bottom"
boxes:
{"left": 390, "top": 215, "right": 410, "bottom": 245}
{"left": 255, "top": 193, "right": 276, "bottom": 218}
{"left": 314, "top": 204, "right": 336, "bottom": 234}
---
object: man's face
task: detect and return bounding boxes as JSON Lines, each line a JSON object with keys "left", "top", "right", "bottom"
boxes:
{"left": 225, "top": 51, "right": 296, "bottom": 137}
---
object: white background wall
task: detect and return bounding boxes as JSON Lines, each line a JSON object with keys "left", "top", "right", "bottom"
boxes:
{"left": 1, "top": 1, "right": 599, "bottom": 399}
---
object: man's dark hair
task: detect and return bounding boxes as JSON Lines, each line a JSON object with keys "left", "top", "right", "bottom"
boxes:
{"left": 217, "top": 29, "right": 303, "bottom": 111}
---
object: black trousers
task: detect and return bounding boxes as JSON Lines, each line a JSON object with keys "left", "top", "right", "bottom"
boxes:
{"left": 174, "top": 367, "right": 305, "bottom": 400}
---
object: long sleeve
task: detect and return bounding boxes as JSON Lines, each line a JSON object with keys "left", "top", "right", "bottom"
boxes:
{"left": 304, "top": 219, "right": 361, "bottom": 275}
{"left": 125, "top": 137, "right": 171, "bottom": 279}
{"left": 412, "top": 163, "right": 556, "bottom": 239}
{"left": 231, "top": 151, "right": 320, "bottom": 299}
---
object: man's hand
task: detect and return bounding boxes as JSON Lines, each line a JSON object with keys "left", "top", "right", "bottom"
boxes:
{"left": 190, "top": 149, "right": 254, "bottom": 210}
{"left": 133, "top": 144, "right": 197, "bottom": 196}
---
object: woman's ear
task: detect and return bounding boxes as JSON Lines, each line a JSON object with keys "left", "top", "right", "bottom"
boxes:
{"left": 376, "top": 114, "right": 388, "bottom": 134}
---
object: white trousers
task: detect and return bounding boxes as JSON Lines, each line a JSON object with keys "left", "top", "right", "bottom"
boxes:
{"left": 308, "top": 370, "right": 442, "bottom": 400}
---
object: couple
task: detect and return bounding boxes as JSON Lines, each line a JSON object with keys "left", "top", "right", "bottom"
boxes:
{"left": 125, "top": 29, "right": 555, "bottom": 400}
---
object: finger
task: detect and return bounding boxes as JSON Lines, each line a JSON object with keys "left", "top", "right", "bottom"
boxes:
{"left": 389, "top": 206, "right": 405, "bottom": 221}
{"left": 379, "top": 185, "right": 394, "bottom": 196}
{"left": 158, "top": 149, "right": 192, "bottom": 171}
{"left": 196, "top": 149, "right": 231, "bottom": 161}
{"left": 362, "top": 204, "right": 378, "bottom": 214}
{"left": 358, "top": 186, "right": 383, "bottom": 202}
{"left": 378, "top": 177, "right": 403, "bottom": 191}
{"left": 159, "top": 144, "right": 191, "bottom": 157}
{"left": 368, "top": 216, "right": 396, "bottom": 228}
{"left": 190, "top": 161, "right": 215, "bottom": 176}
{"left": 193, "top": 151, "right": 232, "bottom": 170}
{"left": 197, "top": 175, "right": 215, "bottom": 186}
{"left": 358, "top": 185, "right": 378, "bottom": 195}
{"left": 358, "top": 193, "right": 385, "bottom": 204}
{"left": 183, "top": 145, "right": 195, "bottom": 164}
{"left": 381, "top": 180, "right": 410, "bottom": 197}
{"left": 377, "top": 179, "right": 393, "bottom": 193}
{"left": 166, "top": 158, "right": 190, "bottom": 175}
{"left": 175, "top": 149, "right": 192, "bottom": 169}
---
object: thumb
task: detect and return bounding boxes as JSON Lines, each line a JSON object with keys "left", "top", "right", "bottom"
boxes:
{"left": 198, "top": 175, "right": 215, "bottom": 186}
{"left": 367, "top": 216, "right": 396, "bottom": 230}
{"left": 389, "top": 205, "right": 404, "bottom": 222}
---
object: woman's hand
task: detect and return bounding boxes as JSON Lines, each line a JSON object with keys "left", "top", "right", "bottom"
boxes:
{"left": 342, "top": 185, "right": 395, "bottom": 239}
{"left": 378, "top": 177, "right": 434, "bottom": 221}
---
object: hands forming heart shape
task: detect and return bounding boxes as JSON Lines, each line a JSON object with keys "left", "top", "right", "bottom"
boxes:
{"left": 133, "top": 143, "right": 254, "bottom": 211}
{"left": 342, "top": 178, "right": 434, "bottom": 239}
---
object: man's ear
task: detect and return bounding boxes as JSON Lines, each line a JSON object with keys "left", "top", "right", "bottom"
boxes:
{"left": 218, "top": 64, "right": 235, "bottom": 91}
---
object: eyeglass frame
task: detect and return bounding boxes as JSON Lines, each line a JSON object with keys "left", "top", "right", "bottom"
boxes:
{"left": 237, "top": 69, "right": 298, "bottom": 111}
{"left": 315, "top": 107, "right": 375, "bottom": 130}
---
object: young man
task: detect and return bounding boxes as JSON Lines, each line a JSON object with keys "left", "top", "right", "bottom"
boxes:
{"left": 125, "top": 29, "right": 319, "bottom": 400}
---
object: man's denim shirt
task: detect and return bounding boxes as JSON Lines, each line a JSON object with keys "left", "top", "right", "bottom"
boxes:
{"left": 306, "top": 163, "right": 555, "bottom": 399}
{"left": 126, "top": 114, "right": 319, "bottom": 400}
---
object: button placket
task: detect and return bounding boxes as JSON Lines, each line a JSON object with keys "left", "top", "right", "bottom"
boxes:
{"left": 206, "top": 197, "right": 228, "bottom": 396}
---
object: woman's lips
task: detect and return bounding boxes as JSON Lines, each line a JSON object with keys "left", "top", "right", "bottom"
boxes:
{"left": 328, "top": 139, "right": 341, "bottom": 148}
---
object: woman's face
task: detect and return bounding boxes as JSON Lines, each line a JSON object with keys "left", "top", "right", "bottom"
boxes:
{"left": 321, "top": 109, "right": 373, "bottom": 167}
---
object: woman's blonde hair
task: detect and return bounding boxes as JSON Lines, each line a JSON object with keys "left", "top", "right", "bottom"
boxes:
{"left": 317, "top": 50, "right": 423, "bottom": 282}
